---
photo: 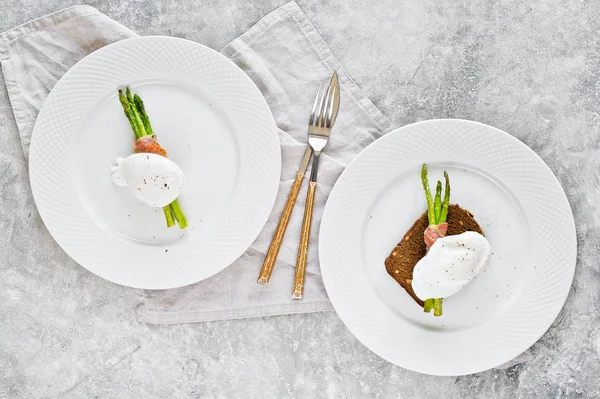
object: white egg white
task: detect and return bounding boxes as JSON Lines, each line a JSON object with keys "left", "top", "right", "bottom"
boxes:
{"left": 111, "top": 153, "right": 184, "bottom": 207}
{"left": 411, "top": 231, "right": 491, "bottom": 301}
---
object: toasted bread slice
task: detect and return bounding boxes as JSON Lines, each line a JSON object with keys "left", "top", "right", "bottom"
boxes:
{"left": 384, "top": 204, "right": 484, "bottom": 307}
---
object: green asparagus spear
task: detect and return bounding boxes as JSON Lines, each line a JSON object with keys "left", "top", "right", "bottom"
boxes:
{"left": 120, "top": 88, "right": 147, "bottom": 137}
{"left": 126, "top": 87, "right": 134, "bottom": 103}
{"left": 440, "top": 171, "right": 450, "bottom": 223}
{"left": 433, "top": 298, "right": 443, "bottom": 316}
{"left": 119, "top": 90, "right": 142, "bottom": 139}
{"left": 170, "top": 199, "right": 188, "bottom": 229}
{"left": 434, "top": 180, "right": 442, "bottom": 223}
{"left": 423, "top": 299, "right": 434, "bottom": 313}
{"left": 133, "top": 94, "right": 154, "bottom": 136}
{"left": 129, "top": 103, "right": 147, "bottom": 137}
{"left": 163, "top": 206, "right": 175, "bottom": 228}
{"left": 421, "top": 164, "right": 435, "bottom": 225}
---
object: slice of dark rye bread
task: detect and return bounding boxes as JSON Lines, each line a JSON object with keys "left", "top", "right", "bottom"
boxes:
{"left": 384, "top": 204, "right": 484, "bottom": 307}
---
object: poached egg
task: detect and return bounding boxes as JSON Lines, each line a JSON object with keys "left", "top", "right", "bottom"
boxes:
{"left": 411, "top": 231, "right": 491, "bottom": 301}
{"left": 111, "top": 153, "right": 184, "bottom": 207}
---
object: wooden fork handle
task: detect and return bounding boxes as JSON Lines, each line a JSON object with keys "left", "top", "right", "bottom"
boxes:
{"left": 292, "top": 181, "right": 317, "bottom": 299}
{"left": 257, "top": 172, "right": 305, "bottom": 285}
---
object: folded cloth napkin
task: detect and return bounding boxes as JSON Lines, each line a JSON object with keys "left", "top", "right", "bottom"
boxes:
{"left": 0, "top": 1, "right": 530, "bottom": 369}
{"left": 0, "top": 1, "right": 394, "bottom": 323}
{"left": 0, "top": 5, "right": 136, "bottom": 156}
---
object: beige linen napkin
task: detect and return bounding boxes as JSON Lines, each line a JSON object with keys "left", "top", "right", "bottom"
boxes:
{"left": 0, "top": 5, "right": 136, "bottom": 156}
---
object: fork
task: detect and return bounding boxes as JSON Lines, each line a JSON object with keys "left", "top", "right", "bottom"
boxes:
{"left": 257, "top": 72, "right": 340, "bottom": 287}
{"left": 292, "top": 72, "right": 340, "bottom": 299}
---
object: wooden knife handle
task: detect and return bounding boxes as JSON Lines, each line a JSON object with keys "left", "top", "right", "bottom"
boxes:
{"left": 292, "top": 181, "right": 317, "bottom": 299}
{"left": 257, "top": 172, "right": 305, "bottom": 285}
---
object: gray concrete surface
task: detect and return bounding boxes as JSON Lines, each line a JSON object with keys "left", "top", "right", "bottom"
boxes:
{"left": 1, "top": 0, "right": 599, "bottom": 397}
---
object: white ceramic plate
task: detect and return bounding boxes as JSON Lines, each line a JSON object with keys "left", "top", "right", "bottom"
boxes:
{"left": 319, "top": 119, "right": 576, "bottom": 375}
{"left": 29, "top": 37, "right": 280, "bottom": 289}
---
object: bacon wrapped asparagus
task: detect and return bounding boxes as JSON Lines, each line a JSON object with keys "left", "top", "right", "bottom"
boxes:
{"left": 420, "top": 164, "right": 450, "bottom": 316}
{"left": 118, "top": 88, "right": 187, "bottom": 229}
